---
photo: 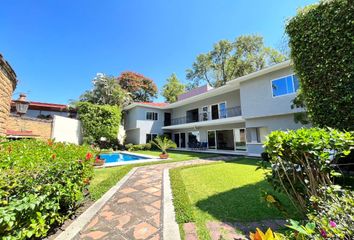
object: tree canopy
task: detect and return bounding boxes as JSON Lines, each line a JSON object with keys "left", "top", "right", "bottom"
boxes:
{"left": 162, "top": 73, "right": 185, "bottom": 103}
{"left": 186, "top": 35, "right": 287, "bottom": 88}
{"left": 79, "top": 73, "right": 132, "bottom": 107}
{"left": 117, "top": 71, "right": 158, "bottom": 102}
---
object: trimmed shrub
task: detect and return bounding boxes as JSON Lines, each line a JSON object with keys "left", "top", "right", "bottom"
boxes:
{"left": 263, "top": 128, "right": 354, "bottom": 212}
{"left": 286, "top": 0, "right": 354, "bottom": 130}
{"left": 125, "top": 143, "right": 152, "bottom": 151}
{"left": 76, "top": 102, "right": 121, "bottom": 145}
{"left": 0, "top": 139, "right": 95, "bottom": 239}
{"left": 169, "top": 168, "right": 195, "bottom": 223}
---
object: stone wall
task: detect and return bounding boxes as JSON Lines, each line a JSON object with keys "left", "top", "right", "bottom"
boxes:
{"left": 0, "top": 54, "right": 17, "bottom": 136}
{"left": 7, "top": 115, "right": 53, "bottom": 139}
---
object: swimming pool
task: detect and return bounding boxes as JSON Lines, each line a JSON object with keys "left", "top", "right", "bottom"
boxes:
{"left": 99, "top": 152, "right": 155, "bottom": 166}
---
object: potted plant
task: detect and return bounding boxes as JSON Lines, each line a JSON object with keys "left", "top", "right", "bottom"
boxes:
{"left": 93, "top": 156, "right": 105, "bottom": 166}
{"left": 152, "top": 136, "right": 177, "bottom": 159}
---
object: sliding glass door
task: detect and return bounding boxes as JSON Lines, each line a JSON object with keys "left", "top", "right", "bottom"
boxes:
{"left": 234, "top": 128, "right": 247, "bottom": 151}
{"left": 207, "top": 131, "right": 216, "bottom": 149}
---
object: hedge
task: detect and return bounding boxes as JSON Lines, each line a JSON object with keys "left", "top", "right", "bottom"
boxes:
{"left": 286, "top": 0, "right": 354, "bottom": 131}
{"left": 76, "top": 102, "right": 121, "bottom": 145}
{"left": 169, "top": 168, "right": 195, "bottom": 224}
{"left": 0, "top": 139, "right": 95, "bottom": 239}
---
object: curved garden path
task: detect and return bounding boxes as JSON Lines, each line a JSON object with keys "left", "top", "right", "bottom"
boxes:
{"left": 73, "top": 157, "right": 231, "bottom": 240}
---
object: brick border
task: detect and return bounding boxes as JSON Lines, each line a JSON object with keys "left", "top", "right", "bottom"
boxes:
{"left": 163, "top": 168, "right": 181, "bottom": 240}
{"left": 54, "top": 167, "right": 137, "bottom": 240}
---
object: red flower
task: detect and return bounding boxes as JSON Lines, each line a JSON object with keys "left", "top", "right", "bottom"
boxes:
{"left": 85, "top": 152, "right": 93, "bottom": 160}
{"left": 52, "top": 154, "right": 56, "bottom": 159}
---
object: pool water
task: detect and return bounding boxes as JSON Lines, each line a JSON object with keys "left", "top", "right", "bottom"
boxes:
{"left": 100, "top": 152, "right": 150, "bottom": 164}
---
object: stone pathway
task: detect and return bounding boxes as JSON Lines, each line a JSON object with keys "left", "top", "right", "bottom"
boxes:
{"left": 75, "top": 157, "right": 230, "bottom": 240}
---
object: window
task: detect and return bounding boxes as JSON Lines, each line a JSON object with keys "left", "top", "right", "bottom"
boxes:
{"left": 146, "top": 133, "right": 157, "bottom": 143}
{"left": 234, "top": 128, "right": 246, "bottom": 151}
{"left": 271, "top": 75, "right": 299, "bottom": 97}
{"left": 146, "top": 112, "right": 158, "bottom": 120}
{"left": 219, "top": 102, "right": 227, "bottom": 118}
{"left": 246, "top": 127, "right": 268, "bottom": 143}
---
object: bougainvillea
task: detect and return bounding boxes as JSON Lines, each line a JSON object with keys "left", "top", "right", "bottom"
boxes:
{"left": 117, "top": 71, "right": 158, "bottom": 102}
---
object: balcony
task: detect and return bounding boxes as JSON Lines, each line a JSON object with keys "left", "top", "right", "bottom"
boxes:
{"left": 167, "top": 106, "right": 242, "bottom": 126}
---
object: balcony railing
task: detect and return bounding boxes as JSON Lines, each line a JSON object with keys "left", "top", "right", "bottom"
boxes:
{"left": 169, "top": 106, "right": 242, "bottom": 126}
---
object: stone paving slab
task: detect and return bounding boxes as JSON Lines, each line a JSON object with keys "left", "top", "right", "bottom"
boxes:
{"left": 74, "top": 158, "right": 225, "bottom": 240}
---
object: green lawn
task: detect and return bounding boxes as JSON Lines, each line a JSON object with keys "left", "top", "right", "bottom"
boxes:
{"left": 170, "top": 158, "right": 302, "bottom": 239}
{"left": 89, "top": 150, "right": 218, "bottom": 200}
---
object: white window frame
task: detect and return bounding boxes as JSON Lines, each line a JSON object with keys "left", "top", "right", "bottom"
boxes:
{"left": 210, "top": 101, "right": 227, "bottom": 120}
{"left": 146, "top": 111, "right": 158, "bottom": 121}
{"left": 271, "top": 74, "right": 299, "bottom": 98}
{"left": 234, "top": 128, "right": 247, "bottom": 152}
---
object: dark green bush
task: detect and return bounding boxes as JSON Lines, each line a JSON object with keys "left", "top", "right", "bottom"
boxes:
{"left": 263, "top": 128, "right": 354, "bottom": 213}
{"left": 76, "top": 102, "right": 121, "bottom": 145}
{"left": 286, "top": 0, "right": 354, "bottom": 130}
{"left": 0, "top": 139, "right": 95, "bottom": 239}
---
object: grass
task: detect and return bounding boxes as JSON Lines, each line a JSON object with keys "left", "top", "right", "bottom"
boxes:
{"left": 170, "top": 158, "right": 302, "bottom": 239}
{"left": 89, "top": 150, "right": 218, "bottom": 200}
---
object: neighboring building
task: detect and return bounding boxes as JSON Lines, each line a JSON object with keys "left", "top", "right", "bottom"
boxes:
{"left": 123, "top": 60, "right": 308, "bottom": 156}
{"left": 0, "top": 54, "right": 17, "bottom": 136}
{"left": 10, "top": 101, "right": 76, "bottom": 119}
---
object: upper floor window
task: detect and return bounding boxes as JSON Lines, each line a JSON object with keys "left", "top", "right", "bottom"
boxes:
{"left": 146, "top": 112, "right": 158, "bottom": 120}
{"left": 271, "top": 75, "right": 300, "bottom": 97}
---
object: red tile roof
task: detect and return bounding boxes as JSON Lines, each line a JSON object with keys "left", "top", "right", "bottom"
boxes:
{"left": 135, "top": 102, "right": 169, "bottom": 107}
{"left": 11, "top": 101, "right": 69, "bottom": 111}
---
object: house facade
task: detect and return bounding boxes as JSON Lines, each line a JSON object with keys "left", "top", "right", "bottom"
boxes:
{"left": 123, "top": 61, "right": 308, "bottom": 156}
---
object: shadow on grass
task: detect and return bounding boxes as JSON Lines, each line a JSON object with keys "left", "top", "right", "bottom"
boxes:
{"left": 195, "top": 180, "right": 301, "bottom": 222}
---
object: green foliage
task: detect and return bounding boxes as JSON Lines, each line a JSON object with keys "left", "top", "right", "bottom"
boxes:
{"left": 125, "top": 143, "right": 152, "bottom": 151}
{"left": 117, "top": 71, "right": 158, "bottom": 102}
{"left": 263, "top": 128, "right": 354, "bottom": 213}
{"left": 186, "top": 35, "right": 287, "bottom": 88}
{"left": 162, "top": 73, "right": 185, "bottom": 103}
{"left": 76, "top": 102, "right": 121, "bottom": 145}
{"left": 286, "top": 186, "right": 354, "bottom": 239}
{"left": 151, "top": 136, "right": 177, "bottom": 154}
{"left": 286, "top": 0, "right": 354, "bottom": 130}
{"left": 79, "top": 73, "right": 132, "bottom": 107}
{"left": 0, "top": 139, "right": 95, "bottom": 239}
{"left": 169, "top": 168, "right": 195, "bottom": 223}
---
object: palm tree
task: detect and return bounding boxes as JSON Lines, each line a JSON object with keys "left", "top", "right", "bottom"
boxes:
{"left": 152, "top": 136, "right": 177, "bottom": 158}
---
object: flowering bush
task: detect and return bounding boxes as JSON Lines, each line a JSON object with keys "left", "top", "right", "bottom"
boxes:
{"left": 286, "top": 186, "right": 354, "bottom": 239}
{"left": 262, "top": 128, "right": 354, "bottom": 212}
{"left": 0, "top": 139, "right": 96, "bottom": 239}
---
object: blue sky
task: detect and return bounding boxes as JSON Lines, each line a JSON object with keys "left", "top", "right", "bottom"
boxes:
{"left": 1, "top": 0, "right": 317, "bottom": 104}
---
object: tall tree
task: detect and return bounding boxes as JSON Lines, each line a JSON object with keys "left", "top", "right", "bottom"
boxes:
{"left": 186, "top": 35, "right": 287, "bottom": 88}
{"left": 79, "top": 73, "right": 132, "bottom": 107}
{"left": 117, "top": 71, "right": 158, "bottom": 102}
{"left": 162, "top": 73, "right": 185, "bottom": 103}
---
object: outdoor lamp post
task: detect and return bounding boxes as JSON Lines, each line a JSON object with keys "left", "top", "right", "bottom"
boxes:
{"left": 14, "top": 93, "right": 30, "bottom": 116}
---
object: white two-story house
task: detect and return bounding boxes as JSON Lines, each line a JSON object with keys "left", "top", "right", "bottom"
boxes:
{"left": 123, "top": 60, "right": 308, "bottom": 156}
